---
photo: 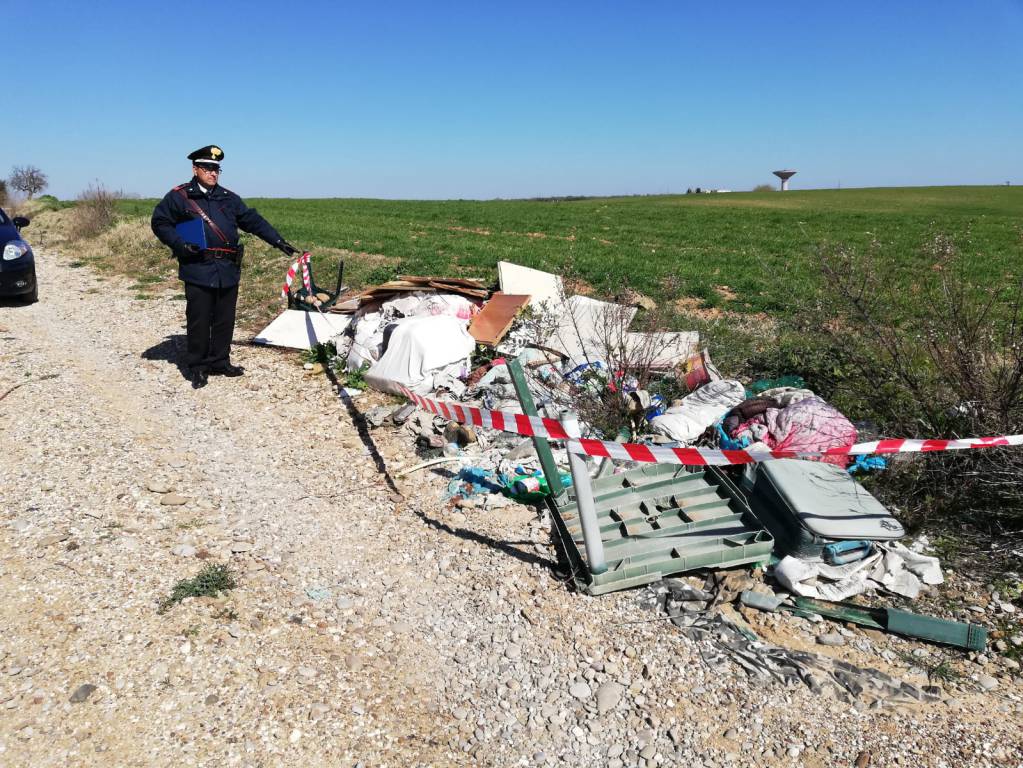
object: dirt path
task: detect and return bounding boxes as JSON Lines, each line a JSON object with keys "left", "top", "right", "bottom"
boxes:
{"left": 0, "top": 247, "right": 1021, "bottom": 767}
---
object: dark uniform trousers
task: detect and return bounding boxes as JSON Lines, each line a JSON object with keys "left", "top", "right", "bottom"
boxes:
{"left": 184, "top": 280, "right": 239, "bottom": 371}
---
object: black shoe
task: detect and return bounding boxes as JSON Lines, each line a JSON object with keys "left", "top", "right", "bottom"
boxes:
{"left": 210, "top": 363, "right": 244, "bottom": 377}
{"left": 190, "top": 369, "right": 209, "bottom": 389}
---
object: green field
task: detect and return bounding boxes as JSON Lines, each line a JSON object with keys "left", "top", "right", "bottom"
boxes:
{"left": 120, "top": 186, "right": 1022, "bottom": 318}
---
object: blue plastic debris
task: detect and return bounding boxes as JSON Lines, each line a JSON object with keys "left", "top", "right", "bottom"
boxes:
{"left": 823, "top": 540, "right": 875, "bottom": 565}
{"left": 564, "top": 361, "right": 607, "bottom": 387}
{"left": 446, "top": 467, "right": 505, "bottom": 501}
{"left": 644, "top": 394, "right": 666, "bottom": 422}
{"left": 848, "top": 455, "right": 887, "bottom": 474}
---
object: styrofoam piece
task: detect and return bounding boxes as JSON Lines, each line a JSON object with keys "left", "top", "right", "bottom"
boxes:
{"left": 625, "top": 331, "right": 700, "bottom": 368}
{"left": 542, "top": 295, "right": 638, "bottom": 364}
{"left": 252, "top": 309, "right": 347, "bottom": 350}
{"left": 497, "top": 261, "right": 564, "bottom": 308}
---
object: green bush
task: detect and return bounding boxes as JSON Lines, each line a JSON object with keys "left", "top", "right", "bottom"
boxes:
{"left": 798, "top": 233, "right": 1023, "bottom": 524}
{"left": 34, "top": 194, "right": 62, "bottom": 210}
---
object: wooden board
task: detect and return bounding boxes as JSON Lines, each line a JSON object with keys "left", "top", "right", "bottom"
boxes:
{"left": 468, "top": 293, "right": 531, "bottom": 346}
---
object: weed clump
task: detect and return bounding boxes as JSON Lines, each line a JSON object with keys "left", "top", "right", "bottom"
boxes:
{"left": 158, "top": 564, "right": 236, "bottom": 614}
{"left": 69, "top": 184, "right": 121, "bottom": 241}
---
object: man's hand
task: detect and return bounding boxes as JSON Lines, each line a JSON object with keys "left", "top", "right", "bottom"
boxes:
{"left": 178, "top": 242, "right": 203, "bottom": 262}
{"left": 276, "top": 240, "right": 300, "bottom": 257}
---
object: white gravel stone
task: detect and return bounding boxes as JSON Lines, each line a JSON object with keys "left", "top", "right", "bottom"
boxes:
{"left": 978, "top": 675, "right": 999, "bottom": 691}
{"left": 596, "top": 681, "right": 625, "bottom": 714}
{"left": 569, "top": 682, "right": 592, "bottom": 700}
{"left": 817, "top": 633, "right": 847, "bottom": 647}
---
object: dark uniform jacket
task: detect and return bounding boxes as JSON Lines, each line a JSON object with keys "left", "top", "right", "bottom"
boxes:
{"left": 151, "top": 178, "right": 283, "bottom": 288}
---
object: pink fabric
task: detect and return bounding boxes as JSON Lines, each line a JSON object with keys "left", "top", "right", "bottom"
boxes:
{"left": 769, "top": 396, "right": 857, "bottom": 466}
{"left": 733, "top": 415, "right": 776, "bottom": 448}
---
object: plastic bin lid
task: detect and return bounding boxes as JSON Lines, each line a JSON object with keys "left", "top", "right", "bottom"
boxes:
{"left": 754, "top": 459, "right": 905, "bottom": 541}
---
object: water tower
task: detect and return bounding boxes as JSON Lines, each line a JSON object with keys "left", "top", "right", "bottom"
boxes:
{"left": 773, "top": 169, "right": 796, "bottom": 191}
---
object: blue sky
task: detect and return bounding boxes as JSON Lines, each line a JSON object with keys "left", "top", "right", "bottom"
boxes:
{"left": 5, "top": 1, "right": 1022, "bottom": 199}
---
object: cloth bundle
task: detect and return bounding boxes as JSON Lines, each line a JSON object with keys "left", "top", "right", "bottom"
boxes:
{"left": 722, "top": 388, "right": 856, "bottom": 466}
{"left": 773, "top": 542, "right": 944, "bottom": 601}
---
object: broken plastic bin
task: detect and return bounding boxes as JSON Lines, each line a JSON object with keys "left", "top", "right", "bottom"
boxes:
{"left": 504, "top": 355, "right": 773, "bottom": 596}
{"left": 547, "top": 464, "right": 774, "bottom": 595}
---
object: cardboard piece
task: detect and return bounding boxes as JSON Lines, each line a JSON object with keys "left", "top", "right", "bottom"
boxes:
{"left": 327, "top": 275, "right": 490, "bottom": 315}
{"left": 252, "top": 309, "right": 347, "bottom": 350}
{"left": 682, "top": 348, "right": 721, "bottom": 390}
{"left": 497, "top": 262, "right": 563, "bottom": 308}
{"left": 469, "top": 293, "right": 531, "bottom": 346}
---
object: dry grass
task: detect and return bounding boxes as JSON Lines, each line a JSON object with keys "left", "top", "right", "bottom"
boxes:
{"left": 69, "top": 185, "right": 120, "bottom": 241}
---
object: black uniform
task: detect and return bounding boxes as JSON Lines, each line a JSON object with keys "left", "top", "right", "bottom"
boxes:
{"left": 151, "top": 179, "right": 283, "bottom": 373}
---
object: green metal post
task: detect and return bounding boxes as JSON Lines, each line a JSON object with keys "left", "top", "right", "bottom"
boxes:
{"left": 507, "top": 356, "right": 565, "bottom": 499}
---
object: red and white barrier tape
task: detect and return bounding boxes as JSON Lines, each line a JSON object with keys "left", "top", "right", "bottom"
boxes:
{"left": 281, "top": 252, "right": 313, "bottom": 299}
{"left": 398, "top": 386, "right": 569, "bottom": 440}
{"left": 567, "top": 435, "right": 1023, "bottom": 466}
{"left": 400, "top": 388, "right": 1023, "bottom": 465}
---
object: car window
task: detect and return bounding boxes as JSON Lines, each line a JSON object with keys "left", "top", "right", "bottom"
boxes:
{"left": 0, "top": 209, "right": 8, "bottom": 225}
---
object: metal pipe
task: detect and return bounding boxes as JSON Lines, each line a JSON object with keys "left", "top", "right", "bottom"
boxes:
{"left": 561, "top": 411, "right": 607, "bottom": 575}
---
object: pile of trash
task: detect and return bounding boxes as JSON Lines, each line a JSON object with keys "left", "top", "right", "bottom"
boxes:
{"left": 249, "top": 258, "right": 1015, "bottom": 686}
{"left": 256, "top": 258, "right": 888, "bottom": 513}
{"left": 256, "top": 259, "right": 952, "bottom": 603}
{"left": 251, "top": 257, "right": 1023, "bottom": 707}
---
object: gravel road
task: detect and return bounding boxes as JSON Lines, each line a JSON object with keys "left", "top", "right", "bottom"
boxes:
{"left": 1, "top": 248, "right": 1021, "bottom": 767}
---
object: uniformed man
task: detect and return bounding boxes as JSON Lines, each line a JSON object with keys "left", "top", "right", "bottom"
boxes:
{"left": 151, "top": 145, "right": 299, "bottom": 388}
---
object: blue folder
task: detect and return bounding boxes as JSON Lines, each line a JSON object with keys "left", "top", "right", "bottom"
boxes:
{"left": 175, "top": 218, "right": 207, "bottom": 249}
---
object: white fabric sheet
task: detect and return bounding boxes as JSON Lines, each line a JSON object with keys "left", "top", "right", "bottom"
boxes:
{"left": 364, "top": 316, "right": 475, "bottom": 395}
{"left": 774, "top": 542, "right": 943, "bottom": 602}
{"left": 649, "top": 379, "right": 746, "bottom": 444}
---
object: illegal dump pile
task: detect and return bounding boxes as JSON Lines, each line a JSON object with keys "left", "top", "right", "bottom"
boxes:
{"left": 254, "top": 257, "right": 1022, "bottom": 699}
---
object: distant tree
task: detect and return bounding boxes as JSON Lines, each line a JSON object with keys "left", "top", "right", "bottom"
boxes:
{"left": 0, "top": 179, "right": 7, "bottom": 207}
{"left": 752, "top": 183, "right": 775, "bottom": 192}
{"left": 9, "top": 165, "right": 48, "bottom": 198}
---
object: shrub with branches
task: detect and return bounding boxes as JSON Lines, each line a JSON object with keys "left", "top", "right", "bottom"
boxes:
{"left": 533, "top": 278, "right": 691, "bottom": 439}
{"left": 800, "top": 232, "right": 1023, "bottom": 524}
{"left": 69, "top": 184, "right": 121, "bottom": 241}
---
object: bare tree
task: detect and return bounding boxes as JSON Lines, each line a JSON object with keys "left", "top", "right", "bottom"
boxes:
{"left": 0, "top": 179, "right": 7, "bottom": 207}
{"left": 9, "top": 165, "right": 48, "bottom": 198}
